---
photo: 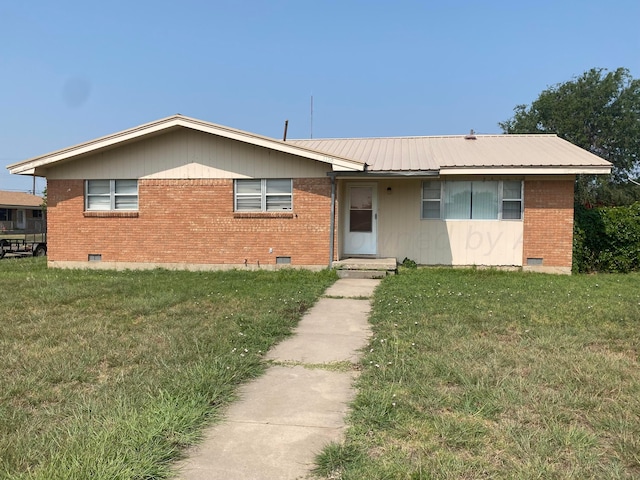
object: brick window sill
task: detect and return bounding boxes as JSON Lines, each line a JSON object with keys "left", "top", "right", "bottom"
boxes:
{"left": 233, "top": 212, "right": 294, "bottom": 219}
{"left": 84, "top": 211, "right": 139, "bottom": 218}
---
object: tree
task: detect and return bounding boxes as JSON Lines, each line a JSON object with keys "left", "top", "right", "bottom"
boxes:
{"left": 499, "top": 68, "right": 640, "bottom": 206}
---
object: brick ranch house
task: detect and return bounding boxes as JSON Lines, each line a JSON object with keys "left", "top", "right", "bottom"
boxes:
{"left": 7, "top": 115, "right": 611, "bottom": 273}
{"left": 0, "top": 190, "right": 45, "bottom": 233}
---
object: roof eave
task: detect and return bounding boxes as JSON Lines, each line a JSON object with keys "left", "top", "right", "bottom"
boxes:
{"left": 10, "top": 167, "right": 37, "bottom": 176}
{"left": 333, "top": 170, "right": 440, "bottom": 177}
{"left": 8, "top": 115, "right": 365, "bottom": 175}
{"left": 0, "top": 204, "right": 42, "bottom": 209}
{"left": 439, "top": 166, "right": 612, "bottom": 175}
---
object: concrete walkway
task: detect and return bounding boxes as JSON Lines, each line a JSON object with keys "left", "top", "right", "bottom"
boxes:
{"left": 176, "top": 278, "right": 380, "bottom": 480}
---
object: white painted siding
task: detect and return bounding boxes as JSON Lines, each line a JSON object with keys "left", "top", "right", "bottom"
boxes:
{"left": 353, "top": 179, "right": 523, "bottom": 266}
{"left": 417, "top": 220, "right": 523, "bottom": 265}
{"left": 46, "top": 129, "right": 330, "bottom": 179}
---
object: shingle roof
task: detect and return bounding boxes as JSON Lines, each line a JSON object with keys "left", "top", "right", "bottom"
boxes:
{"left": 289, "top": 134, "right": 612, "bottom": 173}
{"left": 0, "top": 191, "right": 43, "bottom": 208}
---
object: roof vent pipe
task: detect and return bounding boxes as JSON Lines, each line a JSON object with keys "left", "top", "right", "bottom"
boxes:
{"left": 464, "top": 129, "right": 477, "bottom": 140}
{"left": 283, "top": 120, "right": 289, "bottom": 141}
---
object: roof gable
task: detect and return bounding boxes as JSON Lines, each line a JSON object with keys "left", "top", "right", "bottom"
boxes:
{"left": 8, "top": 115, "right": 365, "bottom": 176}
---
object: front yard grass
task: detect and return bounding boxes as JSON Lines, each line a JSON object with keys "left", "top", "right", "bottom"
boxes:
{"left": 316, "top": 268, "right": 640, "bottom": 479}
{"left": 0, "top": 258, "right": 336, "bottom": 479}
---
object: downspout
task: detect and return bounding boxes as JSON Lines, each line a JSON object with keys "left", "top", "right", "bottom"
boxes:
{"left": 328, "top": 173, "right": 336, "bottom": 268}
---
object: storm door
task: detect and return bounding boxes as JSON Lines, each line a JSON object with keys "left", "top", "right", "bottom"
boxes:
{"left": 344, "top": 184, "right": 377, "bottom": 255}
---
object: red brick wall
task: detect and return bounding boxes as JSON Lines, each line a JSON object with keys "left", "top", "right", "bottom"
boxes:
{"left": 522, "top": 179, "right": 575, "bottom": 268}
{"left": 46, "top": 178, "right": 336, "bottom": 267}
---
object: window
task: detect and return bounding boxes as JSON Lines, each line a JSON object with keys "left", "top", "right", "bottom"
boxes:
{"left": 501, "top": 181, "right": 523, "bottom": 219}
{"left": 86, "top": 180, "right": 138, "bottom": 211}
{"left": 0, "top": 208, "right": 11, "bottom": 222}
{"left": 235, "top": 179, "right": 292, "bottom": 212}
{"left": 32, "top": 210, "right": 43, "bottom": 219}
{"left": 421, "top": 181, "right": 441, "bottom": 219}
{"left": 421, "top": 180, "right": 522, "bottom": 220}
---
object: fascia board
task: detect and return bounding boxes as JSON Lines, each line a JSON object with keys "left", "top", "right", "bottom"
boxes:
{"left": 0, "top": 204, "right": 41, "bottom": 209}
{"left": 332, "top": 161, "right": 366, "bottom": 171}
{"left": 331, "top": 170, "right": 440, "bottom": 177}
{"left": 439, "top": 166, "right": 612, "bottom": 175}
{"left": 8, "top": 119, "right": 180, "bottom": 175}
{"left": 8, "top": 115, "right": 365, "bottom": 175}
{"left": 11, "top": 167, "right": 36, "bottom": 175}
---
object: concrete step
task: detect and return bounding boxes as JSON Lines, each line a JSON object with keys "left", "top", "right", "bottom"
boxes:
{"left": 333, "top": 257, "right": 397, "bottom": 279}
{"left": 336, "top": 269, "right": 393, "bottom": 279}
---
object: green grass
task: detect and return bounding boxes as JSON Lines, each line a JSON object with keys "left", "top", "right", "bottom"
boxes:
{"left": 315, "top": 268, "right": 640, "bottom": 479}
{"left": 0, "top": 258, "right": 336, "bottom": 479}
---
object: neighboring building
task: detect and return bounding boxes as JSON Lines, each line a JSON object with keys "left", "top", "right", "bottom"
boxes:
{"left": 0, "top": 190, "right": 45, "bottom": 232}
{"left": 7, "top": 115, "right": 611, "bottom": 273}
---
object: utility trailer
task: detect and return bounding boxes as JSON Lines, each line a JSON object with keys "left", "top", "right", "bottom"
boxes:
{"left": 0, "top": 233, "right": 47, "bottom": 259}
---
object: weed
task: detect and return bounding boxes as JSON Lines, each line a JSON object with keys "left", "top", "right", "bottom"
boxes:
{"left": 401, "top": 257, "right": 417, "bottom": 269}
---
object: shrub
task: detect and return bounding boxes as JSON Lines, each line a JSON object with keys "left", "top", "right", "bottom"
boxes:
{"left": 401, "top": 257, "right": 417, "bottom": 269}
{"left": 574, "top": 202, "right": 640, "bottom": 272}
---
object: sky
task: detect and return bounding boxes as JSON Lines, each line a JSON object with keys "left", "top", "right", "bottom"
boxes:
{"left": 1, "top": 0, "right": 639, "bottom": 194}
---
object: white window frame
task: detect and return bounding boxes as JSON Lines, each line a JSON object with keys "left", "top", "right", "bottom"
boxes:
{"left": 85, "top": 179, "right": 138, "bottom": 211}
{"left": 421, "top": 180, "right": 523, "bottom": 220}
{"left": 234, "top": 179, "right": 293, "bottom": 212}
{"left": 421, "top": 180, "right": 442, "bottom": 219}
{"left": 500, "top": 181, "right": 523, "bottom": 220}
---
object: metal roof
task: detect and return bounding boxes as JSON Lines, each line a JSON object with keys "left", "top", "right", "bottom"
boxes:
{"left": 6, "top": 116, "right": 612, "bottom": 178}
{"left": 0, "top": 190, "right": 43, "bottom": 208}
{"left": 289, "top": 134, "right": 612, "bottom": 174}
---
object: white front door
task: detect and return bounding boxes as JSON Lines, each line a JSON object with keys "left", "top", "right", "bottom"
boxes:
{"left": 344, "top": 184, "right": 377, "bottom": 255}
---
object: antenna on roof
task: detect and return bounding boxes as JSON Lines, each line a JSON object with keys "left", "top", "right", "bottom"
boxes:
{"left": 464, "top": 129, "right": 477, "bottom": 140}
